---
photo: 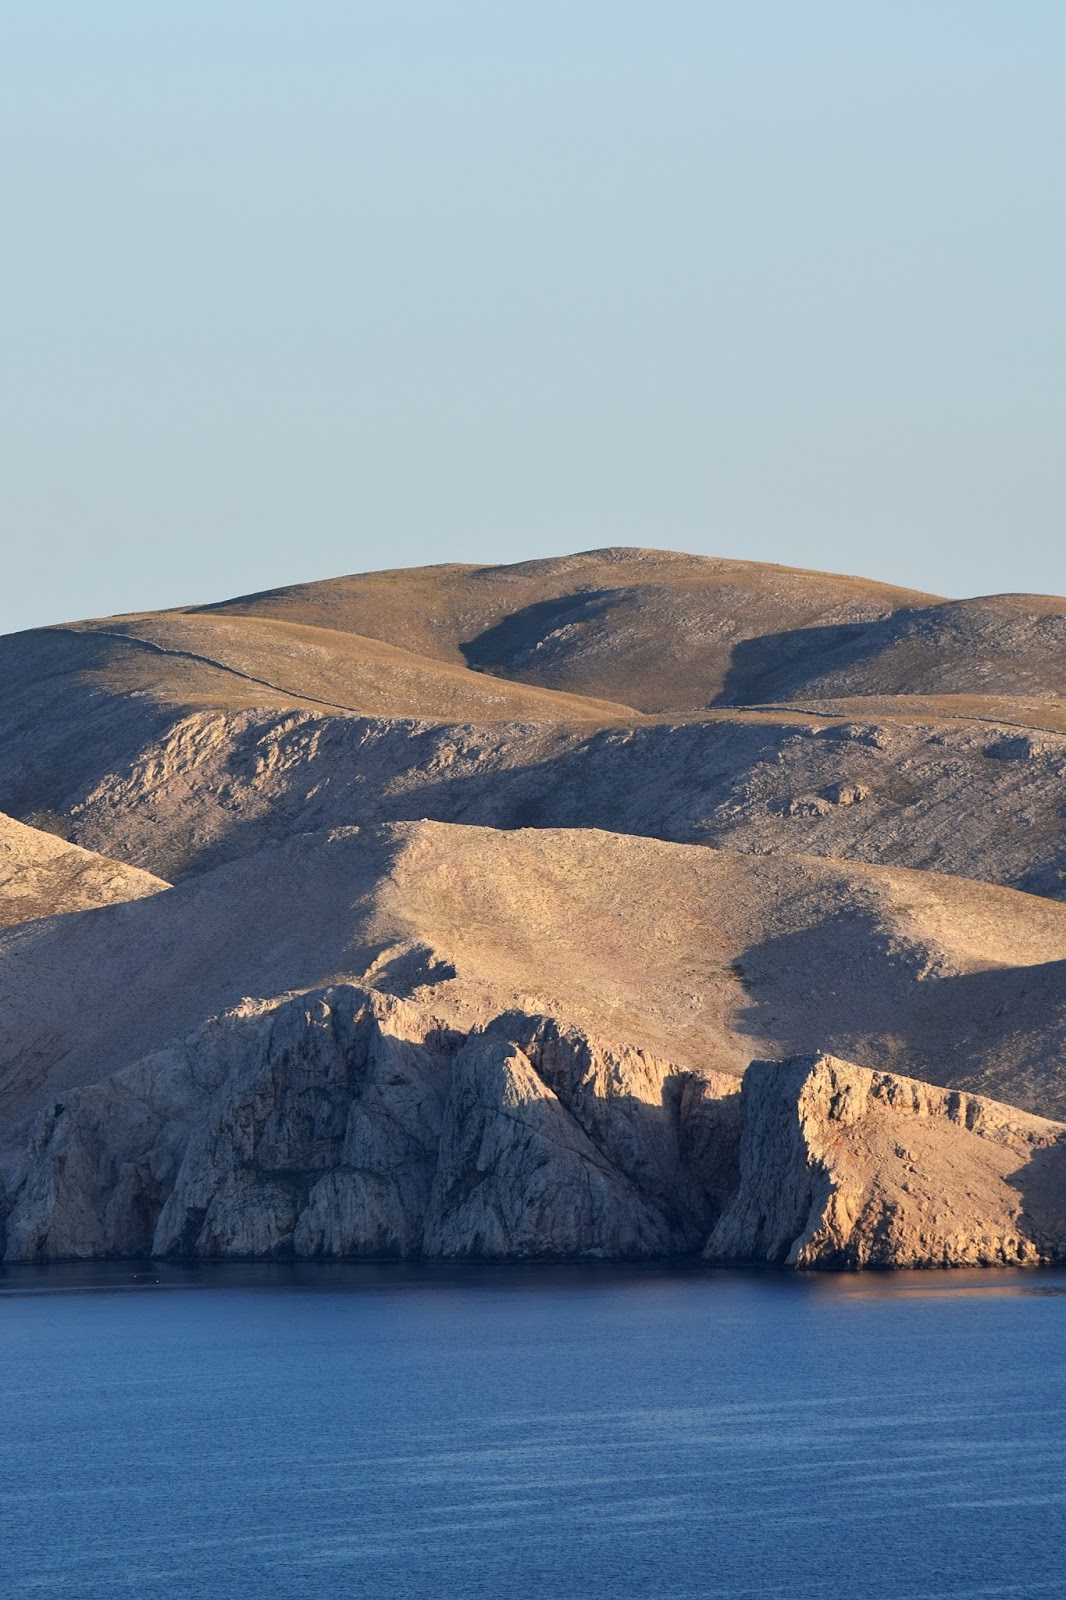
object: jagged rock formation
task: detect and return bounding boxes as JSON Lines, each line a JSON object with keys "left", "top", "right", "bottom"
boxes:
{"left": 0, "top": 988, "right": 739, "bottom": 1263}
{"left": 0, "top": 811, "right": 168, "bottom": 929}
{"left": 707, "top": 1054, "right": 1066, "bottom": 1269}
{"left": 0, "top": 549, "right": 1064, "bottom": 1268}
{"left": 6, "top": 1000, "right": 1063, "bottom": 1271}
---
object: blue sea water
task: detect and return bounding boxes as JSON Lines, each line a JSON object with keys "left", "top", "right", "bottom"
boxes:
{"left": 1, "top": 1262, "right": 1063, "bottom": 1600}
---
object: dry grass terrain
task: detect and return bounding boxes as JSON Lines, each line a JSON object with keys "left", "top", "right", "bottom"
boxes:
{"left": 1, "top": 820, "right": 1063, "bottom": 1122}
{"left": 0, "top": 548, "right": 1062, "bottom": 1266}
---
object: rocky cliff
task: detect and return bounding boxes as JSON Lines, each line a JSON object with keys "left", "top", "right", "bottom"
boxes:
{"left": 5, "top": 995, "right": 1062, "bottom": 1270}
{"left": 707, "top": 1054, "right": 1066, "bottom": 1269}
{"left": 0, "top": 987, "right": 739, "bottom": 1263}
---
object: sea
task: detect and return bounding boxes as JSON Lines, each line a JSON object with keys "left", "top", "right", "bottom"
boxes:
{"left": 1, "top": 1261, "right": 1063, "bottom": 1600}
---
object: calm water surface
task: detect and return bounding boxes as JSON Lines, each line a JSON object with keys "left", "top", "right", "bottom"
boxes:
{"left": 1, "top": 1261, "right": 1063, "bottom": 1599}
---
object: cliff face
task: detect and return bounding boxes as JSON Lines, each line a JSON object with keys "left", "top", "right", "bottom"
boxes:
{"left": 0, "top": 987, "right": 739, "bottom": 1264}
{"left": 5, "top": 989, "right": 1063, "bottom": 1270}
{"left": 707, "top": 1055, "right": 1066, "bottom": 1270}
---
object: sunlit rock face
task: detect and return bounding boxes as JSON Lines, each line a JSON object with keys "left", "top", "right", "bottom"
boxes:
{"left": 706, "top": 1055, "right": 1066, "bottom": 1270}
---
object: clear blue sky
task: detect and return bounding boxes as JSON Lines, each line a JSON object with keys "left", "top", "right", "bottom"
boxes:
{"left": 1, "top": 1, "right": 1062, "bottom": 632}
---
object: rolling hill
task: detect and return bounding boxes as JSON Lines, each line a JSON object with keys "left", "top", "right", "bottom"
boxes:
{"left": 0, "top": 548, "right": 1062, "bottom": 1267}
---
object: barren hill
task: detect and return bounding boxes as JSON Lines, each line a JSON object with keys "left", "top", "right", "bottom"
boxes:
{"left": 191, "top": 549, "right": 1066, "bottom": 709}
{"left": 0, "top": 548, "right": 1063, "bottom": 1268}
{"left": 1, "top": 822, "right": 1063, "bottom": 1266}
{"left": 192, "top": 547, "right": 948, "bottom": 712}
{"left": 0, "top": 548, "right": 1063, "bottom": 897}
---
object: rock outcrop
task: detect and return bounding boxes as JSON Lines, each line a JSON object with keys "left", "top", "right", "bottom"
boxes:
{"left": 707, "top": 1054, "right": 1066, "bottom": 1269}
{"left": 0, "top": 987, "right": 739, "bottom": 1263}
{"left": 45, "top": 703, "right": 1066, "bottom": 899}
{"left": 7, "top": 1002, "right": 1064, "bottom": 1270}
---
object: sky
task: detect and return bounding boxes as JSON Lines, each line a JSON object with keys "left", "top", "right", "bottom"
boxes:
{"left": 1, "top": 2, "right": 1063, "bottom": 633}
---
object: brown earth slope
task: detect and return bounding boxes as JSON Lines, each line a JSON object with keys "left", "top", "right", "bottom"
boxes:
{"left": 194, "top": 548, "right": 1065, "bottom": 709}
{"left": 0, "top": 822, "right": 1063, "bottom": 1126}
{"left": 0, "top": 811, "right": 167, "bottom": 929}
{"left": 193, "top": 547, "right": 947, "bottom": 712}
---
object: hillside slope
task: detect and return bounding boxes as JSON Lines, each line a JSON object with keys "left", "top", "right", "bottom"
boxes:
{"left": 0, "top": 822, "right": 1063, "bottom": 1125}
{"left": 0, "top": 811, "right": 167, "bottom": 929}
{"left": 196, "top": 549, "right": 1065, "bottom": 709}
{"left": 38, "top": 702, "right": 1063, "bottom": 896}
{"left": 194, "top": 547, "right": 946, "bottom": 712}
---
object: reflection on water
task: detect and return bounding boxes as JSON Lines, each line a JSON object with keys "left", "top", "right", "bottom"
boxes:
{"left": 1, "top": 1261, "right": 1063, "bottom": 1600}
{"left": 4, "top": 1257, "right": 1066, "bottom": 1299}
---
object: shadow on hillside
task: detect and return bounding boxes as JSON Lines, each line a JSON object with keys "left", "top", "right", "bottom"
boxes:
{"left": 1006, "top": 1139, "right": 1066, "bottom": 1259}
{"left": 713, "top": 618, "right": 893, "bottom": 706}
{"left": 0, "top": 629, "right": 178, "bottom": 820}
{"left": 732, "top": 921, "right": 1066, "bottom": 1118}
{"left": 459, "top": 589, "right": 629, "bottom": 677}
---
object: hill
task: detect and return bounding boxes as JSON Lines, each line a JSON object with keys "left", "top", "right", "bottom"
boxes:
{"left": 0, "top": 549, "right": 1062, "bottom": 897}
{"left": 1, "top": 821, "right": 1063, "bottom": 1124}
{"left": 0, "top": 548, "right": 1063, "bottom": 1268}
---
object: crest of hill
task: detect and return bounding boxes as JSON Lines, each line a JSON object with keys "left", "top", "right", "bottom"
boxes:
{"left": 191, "top": 547, "right": 947, "bottom": 712}
{"left": 0, "top": 821, "right": 1063, "bottom": 1127}
{"left": 0, "top": 811, "right": 168, "bottom": 930}
{"left": 51, "top": 611, "right": 638, "bottom": 723}
{"left": 188, "top": 547, "right": 1066, "bottom": 711}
